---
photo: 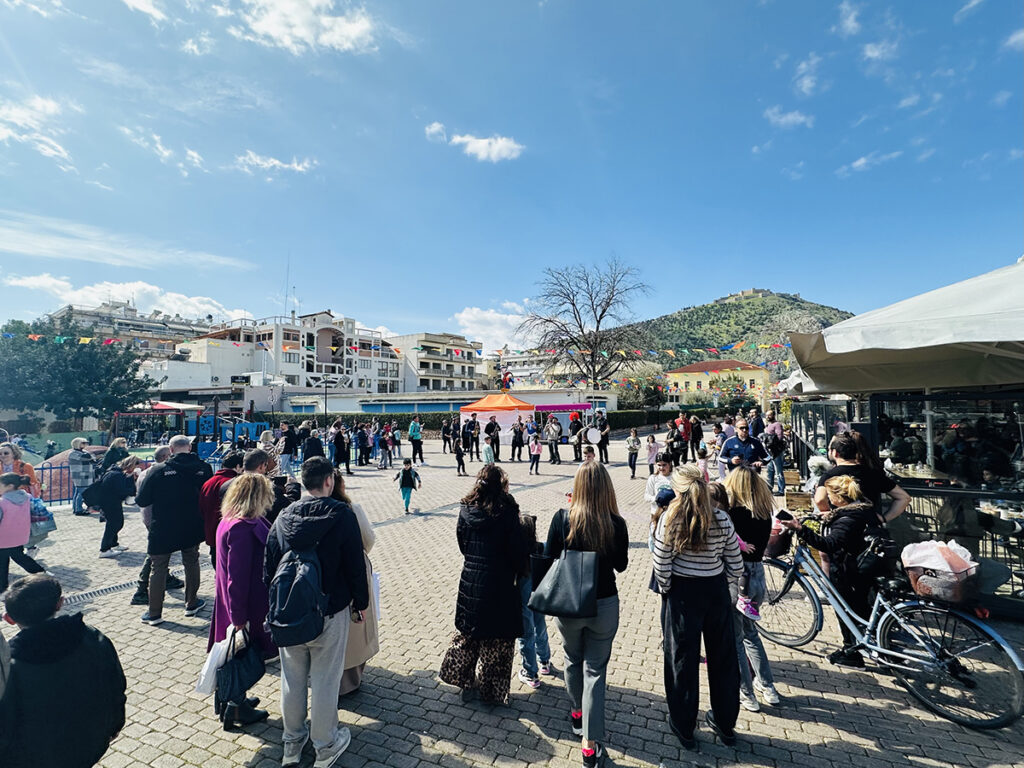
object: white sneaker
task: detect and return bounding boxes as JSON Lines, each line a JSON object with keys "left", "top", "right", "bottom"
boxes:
{"left": 114, "top": 544, "right": 129, "bottom": 552}
{"left": 281, "top": 733, "right": 308, "bottom": 767}
{"left": 753, "top": 679, "right": 780, "bottom": 705}
{"left": 99, "top": 550, "right": 119, "bottom": 558}
{"left": 739, "top": 690, "right": 761, "bottom": 712}
{"left": 313, "top": 727, "right": 351, "bottom": 768}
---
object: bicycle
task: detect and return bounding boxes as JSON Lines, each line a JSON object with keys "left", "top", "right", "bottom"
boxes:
{"left": 757, "top": 538, "right": 1024, "bottom": 729}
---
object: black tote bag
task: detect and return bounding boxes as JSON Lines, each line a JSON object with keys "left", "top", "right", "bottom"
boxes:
{"left": 215, "top": 629, "right": 265, "bottom": 704}
{"left": 528, "top": 513, "right": 598, "bottom": 618}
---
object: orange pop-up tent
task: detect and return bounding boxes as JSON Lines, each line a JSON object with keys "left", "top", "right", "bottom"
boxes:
{"left": 459, "top": 393, "right": 535, "bottom": 438}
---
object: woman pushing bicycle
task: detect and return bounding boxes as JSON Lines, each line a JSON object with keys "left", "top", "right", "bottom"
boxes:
{"left": 778, "top": 474, "right": 877, "bottom": 669}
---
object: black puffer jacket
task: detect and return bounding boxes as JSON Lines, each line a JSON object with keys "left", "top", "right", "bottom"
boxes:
{"left": 797, "top": 501, "right": 878, "bottom": 579}
{"left": 135, "top": 452, "right": 213, "bottom": 555}
{"left": 0, "top": 613, "right": 126, "bottom": 768}
{"left": 455, "top": 502, "right": 527, "bottom": 639}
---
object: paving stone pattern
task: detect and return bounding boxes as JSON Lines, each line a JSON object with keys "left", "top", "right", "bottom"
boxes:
{"left": 5, "top": 440, "right": 1024, "bottom": 768}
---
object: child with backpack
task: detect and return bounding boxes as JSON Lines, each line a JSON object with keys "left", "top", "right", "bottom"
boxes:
{"left": 0, "top": 473, "right": 44, "bottom": 593}
{"left": 393, "top": 459, "right": 422, "bottom": 515}
{"left": 454, "top": 438, "right": 467, "bottom": 476}
{"left": 515, "top": 514, "right": 554, "bottom": 689}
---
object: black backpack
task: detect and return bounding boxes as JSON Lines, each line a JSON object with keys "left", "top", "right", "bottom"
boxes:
{"left": 762, "top": 431, "right": 785, "bottom": 457}
{"left": 81, "top": 480, "right": 104, "bottom": 508}
{"left": 266, "top": 525, "right": 329, "bottom": 647}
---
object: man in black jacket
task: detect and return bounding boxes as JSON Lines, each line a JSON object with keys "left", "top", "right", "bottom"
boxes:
{"left": 265, "top": 456, "right": 368, "bottom": 768}
{"left": 135, "top": 434, "right": 213, "bottom": 626}
{"left": 0, "top": 574, "right": 126, "bottom": 768}
{"left": 483, "top": 415, "right": 502, "bottom": 462}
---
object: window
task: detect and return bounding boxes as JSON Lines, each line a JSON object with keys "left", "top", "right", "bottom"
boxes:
{"left": 467, "top": 366, "right": 474, "bottom": 376}
{"left": 749, "top": 379, "right": 756, "bottom": 388}
{"left": 284, "top": 375, "right": 298, "bottom": 385}
{"left": 359, "top": 359, "right": 371, "bottom": 369}
{"left": 283, "top": 331, "right": 300, "bottom": 342}
{"left": 283, "top": 352, "right": 299, "bottom": 363}
{"left": 696, "top": 380, "right": 702, "bottom": 390}
{"left": 684, "top": 381, "right": 690, "bottom": 391}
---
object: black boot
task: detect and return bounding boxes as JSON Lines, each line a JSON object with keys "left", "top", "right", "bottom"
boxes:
{"left": 166, "top": 574, "right": 185, "bottom": 590}
{"left": 222, "top": 701, "right": 269, "bottom": 731}
{"left": 129, "top": 589, "right": 148, "bottom": 606}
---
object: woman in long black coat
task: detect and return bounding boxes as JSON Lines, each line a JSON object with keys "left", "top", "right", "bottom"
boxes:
{"left": 439, "top": 464, "right": 527, "bottom": 704}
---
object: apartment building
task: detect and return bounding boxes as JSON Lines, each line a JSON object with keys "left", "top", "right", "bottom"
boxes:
{"left": 47, "top": 300, "right": 213, "bottom": 358}
{"left": 386, "top": 332, "right": 484, "bottom": 392}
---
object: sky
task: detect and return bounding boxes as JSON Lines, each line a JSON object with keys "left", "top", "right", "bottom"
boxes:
{"left": 0, "top": 0, "right": 1021, "bottom": 352}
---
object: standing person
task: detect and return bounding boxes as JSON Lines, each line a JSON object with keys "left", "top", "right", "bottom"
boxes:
{"left": 278, "top": 423, "right": 297, "bottom": 477}
{"left": 467, "top": 413, "right": 481, "bottom": 461}
{"left": 129, "top": 447, "right": 184, "bottom": 606}
{"left": 393, "top": 458, "right": 422, "bottom": 515}
{"left": 199, "top": 451, "right": 243, "bottom": 568}
{"left": 569, "top": 413, "right": 584, "bottom": 463}
{"left": 595, "top": 410, "right": 611, "bottom": 464}
{"left": 376, "top": 430, "right": 393, "bottom": 470}
{"left": 748, "top": 409, "right": 765, "bottom": 439}
{"left": 0, "top": 443, "right": 39, "bottom": 498}
{"left": 528, "top": 433, "right": 543, "bottom": 475}
{"left": 625, "top": 428, "right": 641, "bottom": 479}
{"left": 677, "top": 416, "right": 692, "bottom": 463}
{"left": 515, "top": 514, "right": 553, "bottom": 689}
{"left": 545, "top": 462, "right": 629, "bottom": 767}
{"left": 653, "top": 465, "right": 743, "bottom": 751}
{"left": 544, "top": 416, "right": 563, "bottom": 465}
{"left": 441, "top": 419, "right": 452, "bottom": 454}
{"left": 302, "top": 430, "right": 325, "bottom": 461}
{"left": 134, "top": 435, "right": 213, "bottom": 626}
{"left": 814, "top": 431, "right": 911, "bottom": 523}
{"left": 719, "top": 471, "right": 780, "bottom": 711}
{"left": 332, "top": 425, "right": 352, "bottom": 475}
{"left": 483, "top": 436, "right": 495, "bottom": 465}
{"left": 208, "top": 473, "right": 275, "bottom": 730}
{"left": 779, "top": 475, "right": 878, "bottom": 668}
{"left": 646, "top": 434, "right": 660, "bottom": 475}
{"left": 439, "top": 464, "right": 526, "bottom": 705}
{"left": 408, "top": 417, "right": 424, "bottom": 466}
{"left": 355, "top": 424, "right": 369, "bottom": 467}
{"left": 510, "top": 416, "right": 525, "bottom": 462}
{"left": 719, "top": 419, "right": 769, "bottom": 473}
{"left": 331, "top": 471, "right": 380, "bottom": 697}
{"left": 689, "top": 416, "right": 703, "bottom": 463}
{"left": 391, "top": 422, "right": 402, "bottom": 459}
{"left": 0, "top": 474, "right": 44, "bottom": 592}
{"left": 0, "top": 574, "right": 126, "bottom": 768}
{"left": 454, "top": 436, "right": 468, "bottom": 476}
{"left": 711, "top": 424, "right": 729, "bottom": 480}
{"left": 264, "top": 457, "right": 368, "bottom": 768}
{"left": 664, "top": 422, "right": 682, "bottom": 468}
{"left": 97, "top": 456, "right": 139, "bottom": 559}
{"left": 484, "top": 416, "right": 502, "bottom": 462}
{"left": 722, "top": 416, "right": 736, "bottom": 439}
{"left": 68, "top": 438, "right": 96, "bottom": 516}
{"left": 258, "top": 431, "right": 280, "bottom": 476}
{"left": 644, "top": 454, "right": 675, "bottom": 526}
{"left": 461, "top": 418, "right": 474, "bottom": 462}
{"left": 762, "top": 411, "right": 787, "bottom": 497}
{"left": 100, "top": 437, "right": 129, "bottom": 474}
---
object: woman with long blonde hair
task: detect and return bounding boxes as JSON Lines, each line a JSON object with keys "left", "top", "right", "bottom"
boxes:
{"left": 722, "top": 467, "right": 781, "bottom": 711}
{"left": 209, "top": 473, "right": 275, "bottom": 730}
{"left": 653, "top": 464, "right": 743, "bottom": 751}
{"left": 544, "top": 461, "right": 629, "bottom": 768}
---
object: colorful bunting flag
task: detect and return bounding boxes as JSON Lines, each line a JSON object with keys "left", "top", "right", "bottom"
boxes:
{"left": 79, "top": 337, "right": 92, "bottom": 344}
{"left": 27, "top": 334, "right": 43, "bottom": 341}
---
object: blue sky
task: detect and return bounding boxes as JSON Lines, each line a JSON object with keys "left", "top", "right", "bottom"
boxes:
{"left": 0, "top": 0, "right": 1021, "bottom": 350}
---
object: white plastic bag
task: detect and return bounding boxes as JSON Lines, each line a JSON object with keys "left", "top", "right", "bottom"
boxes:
{"left": 195, "top": 635, "right": 232, "bottom": 696}
{"left": 901, "top": 540, "right": 977, "bottom": 573}
{"left": 372, "top": 572, "right": 381, "bottom": 619}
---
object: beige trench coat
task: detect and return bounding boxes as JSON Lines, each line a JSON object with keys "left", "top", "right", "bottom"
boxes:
{"left": 344, "top": 503, "right": 379, "bottom": 668}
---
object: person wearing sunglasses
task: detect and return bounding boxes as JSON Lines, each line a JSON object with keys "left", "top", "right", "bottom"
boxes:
{"left": 718, "top": 420, "right": 769, "bottom": 474}
{"left": 0, "top": 443, "right": 39, "bottom": 498}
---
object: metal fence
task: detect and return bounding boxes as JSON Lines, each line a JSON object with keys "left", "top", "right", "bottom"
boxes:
{"left": 36, "top": 457, "right": 223, "bottom": 505}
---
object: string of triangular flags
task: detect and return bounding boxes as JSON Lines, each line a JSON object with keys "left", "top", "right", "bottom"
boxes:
{"left": 496, "top": 342, "right": 791, "bottom": 357}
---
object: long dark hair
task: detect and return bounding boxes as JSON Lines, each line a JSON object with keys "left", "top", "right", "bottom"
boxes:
{"left": 461, "top": 464, "right": 517, "bottom": 516}
{"left": 849, "top": 430, "right": 882, "bottom": 473}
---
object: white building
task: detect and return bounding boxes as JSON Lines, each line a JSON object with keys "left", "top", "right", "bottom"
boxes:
{"left": 386, "top": 332, "right": 484, "bottom": 392}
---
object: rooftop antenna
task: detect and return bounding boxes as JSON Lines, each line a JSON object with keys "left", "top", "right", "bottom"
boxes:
{"left": 283, "top": 252, "right": 291, "bottom": 315}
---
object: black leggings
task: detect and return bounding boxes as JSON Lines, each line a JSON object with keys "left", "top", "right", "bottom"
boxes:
{"left": 100, "top": 503, "right": 125, "bottom": 552}
{"left": 0, "top": 546, "right": 44, "bottom": 591}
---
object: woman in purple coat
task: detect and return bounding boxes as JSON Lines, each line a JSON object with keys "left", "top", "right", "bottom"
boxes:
{"left": 208, "top": 473, "right": 276, "bottom": 730}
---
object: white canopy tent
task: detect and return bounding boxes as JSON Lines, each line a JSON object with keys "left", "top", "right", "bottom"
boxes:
{"left": 785, "top": 259, "right": 1024, "bottom": 395}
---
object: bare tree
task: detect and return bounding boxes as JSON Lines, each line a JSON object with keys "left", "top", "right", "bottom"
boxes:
{"left": 518, "top": 258, "right": 651, "bottom": 385}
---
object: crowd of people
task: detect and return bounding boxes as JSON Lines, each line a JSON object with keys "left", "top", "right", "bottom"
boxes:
{"left": 5, "top": 406, "right": 1021, "bottom": 768}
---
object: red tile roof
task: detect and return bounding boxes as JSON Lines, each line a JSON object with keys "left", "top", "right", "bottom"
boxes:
{"left": 666, "top": 359, "right": 765, "bottom": 374}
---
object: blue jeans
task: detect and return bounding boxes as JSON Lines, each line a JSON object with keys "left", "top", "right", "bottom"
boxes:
{"left": 327, "top": 443, "right": 335, "bottom": 463}
{"left": 730, "top": 562, "right": 775, "bottom": 697}
{"left": 279, "top": 453, "right": 293, "bottom": 476}
{"left": 72, "top": 485, "right": 85, "bottom": 514}
{"left": 517, "top": 577, "right": 550, "bottom": 677}
{"left": 765, "top": 454, "right": 785, "bottom": 494}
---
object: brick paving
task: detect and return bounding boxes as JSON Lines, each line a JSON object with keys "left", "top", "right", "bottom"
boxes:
{"left": 5, "top": 439, "right": 1024, "bottom": 768}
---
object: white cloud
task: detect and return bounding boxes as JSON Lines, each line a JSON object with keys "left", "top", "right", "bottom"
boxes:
{"left": 781, "top": 161, "right": 805, "bottom": 181}
{"left": 763, "top": 105, "right": 814, "bottom": 129}
{"left": 120, "top": 0, "right": 166, "bottom": 22}
{"left": 954, "top": 0, "right": 985, "bottom": 23}
{"left": 118, "top": 126, "right": 175, "bottom": 164}
{"left": 991, "top": 90, "right": 1012, "bottom": 108}
{"left": 185, "top": 147, "right": 205, "bottom": 169}
{"left": 3, "top": 273, "right": 250, "bottom": 320}
{"left": 0, "top": 209, "right": 247, "bottom": 269}
{"left": 424, "top": 121, "right": 446, "bottom": 143}
{"left": 772, "top": 52, "right": 789, "bottom": 70}
{"left": 181, "top": 31, "right": 214, "bottom": 55}
{"left": 452, "top": 306, "right": 531, "bottom": 353}
{"left": 1010, "top": 148, "right": 1024, "bottom": 161}
{"left": 832, "top": 1, "right": 861, "bottom": 37}
{"left": 897, "top": 93, "right": 920, "bottom": 109}
{"left": 2, "top": 0, "right": 69, "bottom": 17}
{"left": 228, "top": 0, "right": 376, "bottom": 55}
{"left": 916, "top": 148, "right": 936, "bottom": 162}
{"left": 863, "top": 40, "right": 898, "bottom": 61}
{"left": 1005, "top": 29, "right": 1024, "bottom": 51}
{"left": 750, "top": 139, "right": 772, "bottom": 155}
{"left": 835, "top": 150, "right": 902, "bottom": 177}
{"left": 233, "top": 149, "right": 317, "bottom": 176}
{"left": 793, "top": 53, "right": 822, "bottom": 96}
{"left": 86, "top": 180, "right": 114, "bottom": 191}
{"left": 449, "top": 133, "right": 525, "bottom": 163}
{"left": 0, "top": 93, "right": 74, "bottom": 170}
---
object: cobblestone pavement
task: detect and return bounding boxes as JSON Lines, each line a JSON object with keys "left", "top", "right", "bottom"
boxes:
{"left": 5, "top": 440, "right": 1024, "bottom": 768}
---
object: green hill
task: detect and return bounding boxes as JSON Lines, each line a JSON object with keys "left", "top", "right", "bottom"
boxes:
{"left": 632, "top": 290, "right": 853, "bottom": 375}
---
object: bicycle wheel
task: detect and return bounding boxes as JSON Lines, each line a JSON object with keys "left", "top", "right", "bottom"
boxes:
{"left": 757, "top": 558, "right": 823, "bottom": 647}
{"left": 877, "top": 603, "right": 1024, "bottom": 729}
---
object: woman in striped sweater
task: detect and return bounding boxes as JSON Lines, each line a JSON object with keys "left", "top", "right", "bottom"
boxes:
{"left": 653, "top": 464, "right": 743, "bottom": 752}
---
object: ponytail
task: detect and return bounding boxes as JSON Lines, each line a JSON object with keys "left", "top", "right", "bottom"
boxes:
{"left": 0, "top": 472, "right": 31, "bottom": 489}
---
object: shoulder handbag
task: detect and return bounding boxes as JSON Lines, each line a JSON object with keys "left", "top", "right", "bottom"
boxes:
{"left": 528, "top": 512, "right": 598, "bottom": 618}
{"left": 215, "top": 628, "right": 265, "bottom": 705}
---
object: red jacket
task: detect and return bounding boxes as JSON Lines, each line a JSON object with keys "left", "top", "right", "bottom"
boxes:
{"left": 199, "top": 469, "right": 239, "bottom": 547}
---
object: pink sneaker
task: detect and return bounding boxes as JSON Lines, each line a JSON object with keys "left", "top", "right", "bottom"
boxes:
{"left": 736, "top": 595, "right": 761, "bottom": 622}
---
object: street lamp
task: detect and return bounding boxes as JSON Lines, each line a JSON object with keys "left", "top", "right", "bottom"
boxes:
{"left": 322, "top": 376, "right": 338, "bottom": 417}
